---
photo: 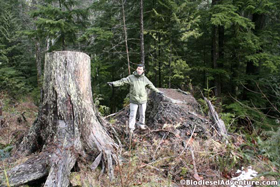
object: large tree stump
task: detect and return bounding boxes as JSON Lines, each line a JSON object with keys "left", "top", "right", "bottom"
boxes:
{"left": 107, "top": 88, "right": 214, "bottom": 139}
{"left": 105, "top": 89, "right": 226, "bottom": 183}
{"left": 3, "top": 51, "right": 118, "bottom": 186}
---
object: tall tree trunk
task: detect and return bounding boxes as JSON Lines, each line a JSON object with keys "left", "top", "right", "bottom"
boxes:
{"left": 203, "top": 38, "right": 207, "bottom": 89}
{"left": 211, "top": 0, "right": 221, "bottom": 97}
{"left": 35, "top": 40, "right": 42, "bottom": 88}
{"left": 140, "top": 0, "right": 145, "bottom": 64}
{"left": 158, "top": 33, "right": 162, "bottom": 88}
{"left": 168, "top": 37, "right": 172, "bottom": 88}
{"left": 121, "top": 0, "right": 130, "bottom": 74}
{"left": 154, "top": 37, "right": 157, "bottom": 86}
{"left": 47, "top": 38, "right": 50, "bottom": 51}
{"left": 217, "top": 25, "right": 224, "bottom": 95}
{"left": 32, "top": 1, "right": 42, "bottom": 87}
{"left": 35, "top": 39, "right": 42, "bottom": 87}
{"left": 211, "top": 24, "right": 219, "bottom": 96}
{"left": 62, "top": 35, "right": 65, "bottom": 50}
{"left": 243, "top": 13, "right": 265, "bottom": 99}
{"left": 5, "top": 51, "right": 118, "bottom": 186}
{"left": 153, "top": 0, "right": 157, "bottom": 85}
{"left": 231, "top": 24, "right": 239, "bottom": 96}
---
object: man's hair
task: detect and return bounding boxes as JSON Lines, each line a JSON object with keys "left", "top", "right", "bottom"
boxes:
{"left": 137, "top": 64, "right": 145, "bottom": 69}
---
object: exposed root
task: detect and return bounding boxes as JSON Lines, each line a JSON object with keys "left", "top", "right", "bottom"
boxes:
{"left": 7, "top": 153, "right": 49, "bottom": 186}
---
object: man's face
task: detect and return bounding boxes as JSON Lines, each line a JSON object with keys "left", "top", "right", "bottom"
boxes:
{"left": 136, "top": 66, "right": 144, "bottom": 75}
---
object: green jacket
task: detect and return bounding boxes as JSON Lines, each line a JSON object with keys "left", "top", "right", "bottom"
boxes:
{"left": 112, "top": 71, "right": 160, "bottom": 104}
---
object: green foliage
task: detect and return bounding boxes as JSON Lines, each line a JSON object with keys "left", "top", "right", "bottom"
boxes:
{"left": 259, "top": 75, "right": 280, "bottom": 118}
{"left": 170, "top": 59, "right": 191, "bottom": 86}
{"left": 197, "top": 98, "right": 208, "bottom": 114}
{"left": 226, "top": 100, "right": 279, "bottom": 131}
{"left": 98, "top": 105, "right": 110, "bottom": 116}
{"left": 27, "top": 0, "right": 89, "bottom": 51}
{"left": 213, "top": 141, "right": 246, "bottom": 172}
{"left": 0, "top": 67, "right": 33, "bottom": 96}
{"left": 94, "top": 94, "right": 110, "bottom": 116}
{"left": 0, "top": 145, "right": 13, "bottom": 160}
{"left": 0, "top": 0, "right": 37, "bottom": 96}
{"left": 203, "top": 77, "right": 216, "bottom": 99}
{"left": 211, "top": 4, "right": 254, "bottom": 29}
{"left": 258, "top": 128, "right": 280, "bottom": 166}
{"left": 79, "top": 27, "right": 113, "bottom": 43}
{"left": 0, "top": 1, "right": 22, "bottom": 65}
{"left": 220, "top": 112, "right": 235, "bottom": 129}
{"left": 30, "top": 87, "right": 41, "bottom": 106}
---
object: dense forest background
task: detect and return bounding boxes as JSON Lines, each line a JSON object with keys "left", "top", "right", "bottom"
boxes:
{"left": 0, "top": 0, "right": 279, "bottom": 167}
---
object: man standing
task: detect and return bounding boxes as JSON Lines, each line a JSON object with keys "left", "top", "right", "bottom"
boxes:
{"left": 107, "top": 64, "right": 163, "bottom": 134}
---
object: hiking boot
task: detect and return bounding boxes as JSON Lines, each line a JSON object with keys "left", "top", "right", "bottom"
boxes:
{"left": 136, "top": 123, "right": 147, "bottom": 130}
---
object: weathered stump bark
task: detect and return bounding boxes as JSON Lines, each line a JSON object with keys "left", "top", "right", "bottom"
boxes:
{"left": 146, "top": 89, "right": 207, "bottom": 131}
{"left": 3, "top": 51, "right": 118, "bottom": 186}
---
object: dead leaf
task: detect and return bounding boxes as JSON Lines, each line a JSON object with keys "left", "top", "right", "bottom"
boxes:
{"left": 222, "top": 171, "right": 232, "bottom": 179}
{"left": 114, "top": 166, "right": 120, "bottom": 172}
{"left": 193, "top": 173, "right": 202, "bottom": 181}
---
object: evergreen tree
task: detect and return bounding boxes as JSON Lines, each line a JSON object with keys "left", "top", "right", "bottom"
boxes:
{"left": 26, "top": 0, "right": 88, "bottom": 51}
{"left": 0, "top": 0, "right": 36, "bottom": 96}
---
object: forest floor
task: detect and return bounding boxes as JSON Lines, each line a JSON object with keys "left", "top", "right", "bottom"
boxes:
{"left": 0, "top": 91, "right": 279, "bottom": 187}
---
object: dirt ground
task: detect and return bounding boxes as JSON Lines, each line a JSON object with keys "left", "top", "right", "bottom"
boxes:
{"left": 0, "top": 90, "right": 278, "bottom": 186}
{"left": 105, "top": 88, "right": 278, "bottom": 186}
{"left": 0, "top": 93, "right": 38, "bottom": 148}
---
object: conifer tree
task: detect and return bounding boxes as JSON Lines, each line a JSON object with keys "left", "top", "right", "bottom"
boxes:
{"left": 0, "top": 0, "right": 35, "bottom": 95}
{"left": 27, "top": 0, "right": 88, "bottom": 51}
